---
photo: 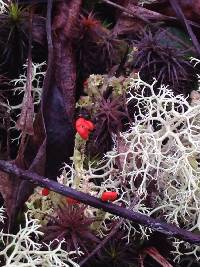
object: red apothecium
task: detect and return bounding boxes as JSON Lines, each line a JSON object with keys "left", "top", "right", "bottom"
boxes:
{"left": 75, "top": 117, "right": 94, "bottom": 140}
{"left": 101, "top": 191, "right": 118, "bottom": 202}
{"left": 41, "top": 188, "right": 50, "bottom": 196}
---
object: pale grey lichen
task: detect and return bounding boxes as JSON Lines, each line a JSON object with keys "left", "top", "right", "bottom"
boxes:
{"left": 138, "top": 0, "right": 158, "bottom": 6}
{"left": 0, "top": 206, "right": 5, "bottom": 223}
{"left": 191, "top": 57, "right": 200, "bottom": 92}
{"left": 10, "top": 61, "right": 46, "bottom": 111}
{"left": 0, "top": 212, "right": 82, "bottom": 266}
{"left": 7, "top": 61, "right": 46, "bottom": 143}
{"left": 0, "top": 0, "right": 7, "bottom": 14}
{"left": 60, "top": 74, "right": 200, "bottom": 260}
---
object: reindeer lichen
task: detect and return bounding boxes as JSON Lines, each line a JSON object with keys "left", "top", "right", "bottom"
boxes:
{"left": 0, "top": 206, "right": 5, "bottom": 223}
{"left": 0, "top": 0, "right": 7, "bottom": 14}
{"left": 0, "top": 211, "right": 82, "bottom": 266}
{"left": 10, "top": 61, "right": 46, "bottom": 111}
{"left": 60, "top": 74, "right": 200, "bottom": 260}
{"left": 6, "top": 61, "right": 46, "bottom": 143}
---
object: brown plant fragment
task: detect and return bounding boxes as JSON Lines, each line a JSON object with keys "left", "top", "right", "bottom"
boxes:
{"left": 43, "top": 0, "right": 82, "bottom": 179}
{"left": 140, "top": 247, "right": 173, "bottom": 267}
{"left": 16, "top": 10, "right": 34, "bottom": 135}
{"left": 52, "top": 0, "right": 81, "bottom": 120}
{"left": 148, "top": 0, "right": 200, "bottom": 23}
{"left": 16, "top": 67, "right": 34, "bottom": 135}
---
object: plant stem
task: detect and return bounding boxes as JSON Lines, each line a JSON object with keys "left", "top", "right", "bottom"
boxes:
{"left": 79, "top": 219, "right": 124, "bottom": 266}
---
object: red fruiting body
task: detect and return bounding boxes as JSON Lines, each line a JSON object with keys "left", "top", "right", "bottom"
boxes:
{"left": 42, "top": 188, "right": 50, "bottom": 196}
{"left": 84, "top": 120, "right": 95, "bottom": 131}
{"left": 66, "top": 197, "right": 80, "bottom": 205}
{"left": 75, "top": 117, "right": 95, "bottom": 140}
{"left": 83, "top": 79, "right": 88, "bottom": 87}
{"left": 76, "top": 126, "right": 89, "bottom": 140}
{"left": 101, "top": 191, "right": 118, "bottom": 202}
{"left": 75, "top": 118, "right": 85, "bottom": 128}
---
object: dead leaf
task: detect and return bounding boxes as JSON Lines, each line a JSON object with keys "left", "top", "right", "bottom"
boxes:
{"left": 16, "top": 90, "right": 34, "bottom": 135}
{"left": 16, "top": 13, "right": 34, "bottom": 135}
{"left": 43, "top": 0, "right": 82, "bottom": 179}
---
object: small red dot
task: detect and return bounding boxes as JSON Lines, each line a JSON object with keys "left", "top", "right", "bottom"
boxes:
{"left": 41, "top": 188, "right": 49, "bottom": 196}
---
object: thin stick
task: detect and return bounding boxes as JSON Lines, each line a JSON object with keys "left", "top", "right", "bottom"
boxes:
{"left": 79, "top": 219, "right": 124, "bottom": 266}
{"left": 0, "top": 159, "right": 199, "bottom": 245}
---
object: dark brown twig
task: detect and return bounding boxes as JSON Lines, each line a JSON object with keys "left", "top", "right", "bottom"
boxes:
{"left": 79, "top": 219, "right": 124, "bottom": 266}
{"left": 0, "top": 159, "right": 199, "bottom": 245}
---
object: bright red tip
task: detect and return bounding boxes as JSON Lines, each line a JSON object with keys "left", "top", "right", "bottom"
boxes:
{"left": 41, "top": 188, "right": 50, "bottom": 196}
{"left": 84, "top": 120, "right": 95, "bottom": 131}
{"left": 75, "top": 117, "right": 95, "bottom": 140}
{"left": 101, "top": 191, "right": 118, "bottom": 202}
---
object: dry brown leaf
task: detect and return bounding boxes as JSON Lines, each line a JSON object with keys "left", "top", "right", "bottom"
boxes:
{"left": 43, "top": 0, "right": 82, "bottom": 179}
{"left": 16, "top": 90, "right": 34, "bottom": 135}
{"left": 111, "top": 0, "right": 174, "bottom": 35}
{"left": 16, "top": 14, "right": 34, "bottom": 136}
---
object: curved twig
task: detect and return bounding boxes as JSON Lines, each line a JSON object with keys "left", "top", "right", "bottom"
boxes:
{"left": 0, "top": 159, "right": 199, "bottom": 245}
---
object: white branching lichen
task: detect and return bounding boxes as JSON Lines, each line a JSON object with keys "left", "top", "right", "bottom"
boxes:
{"left": 191, "top": 57, "right": 200, "bottom": 92}
{"left": 0, "top": 206, "right": 5, "bottom": 223}
{"left": 0, "top": 212, "right": 82, "bottom": 266}
{"left": 10, "top": 61, "right": 46, "bottom": 111}
{"left": 0, "top": 0, "right": 7, "bottom": 14}
{"left": 60, "top": 75, "right": 200, "bottom": 260}
{"left": 138, "top": 0, "right": 158, "bottom": 6}
{"left": 7, "top": 61, "right": 46, "bottom": 143}
{"left": 190, "top": 57, "right": 200, "bottom": 67}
